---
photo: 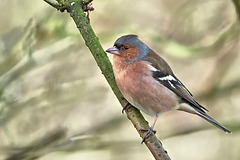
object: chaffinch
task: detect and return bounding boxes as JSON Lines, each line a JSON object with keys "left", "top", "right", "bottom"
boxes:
{"left": 106, "top": 34, "right": 231, "bottom": 142}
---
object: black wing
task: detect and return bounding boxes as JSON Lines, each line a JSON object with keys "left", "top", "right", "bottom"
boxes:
{"left": 152, "top": 70, "right": 208, "bottom": 113}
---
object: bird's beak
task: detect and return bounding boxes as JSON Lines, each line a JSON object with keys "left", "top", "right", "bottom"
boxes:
{"left": 105, "top": 46, "right": 120, "bottom": 55}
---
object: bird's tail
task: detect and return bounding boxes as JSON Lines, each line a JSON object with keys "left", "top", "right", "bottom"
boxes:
{"left": 195, "top": 109, "right": 231, "bottom": 133}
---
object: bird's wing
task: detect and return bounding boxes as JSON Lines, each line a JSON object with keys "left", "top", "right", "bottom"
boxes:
{"left": 145, "top": 51, "right": 208, "bottom": 113}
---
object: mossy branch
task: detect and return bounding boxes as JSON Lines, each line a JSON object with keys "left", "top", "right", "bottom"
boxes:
{"left": 43, "top": 0, "right": 171, "bottom": 159}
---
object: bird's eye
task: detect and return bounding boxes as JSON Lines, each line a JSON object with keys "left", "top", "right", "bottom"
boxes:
{"left": 124, "top": 46, "right": 129, "bottom": 50}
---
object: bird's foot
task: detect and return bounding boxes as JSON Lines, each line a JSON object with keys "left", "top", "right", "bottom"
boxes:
{"left": 140, "top": 127, "right": 156, "bottom": 144}
{"left": 122, "top": 102, "right": 132, "bottom": 114}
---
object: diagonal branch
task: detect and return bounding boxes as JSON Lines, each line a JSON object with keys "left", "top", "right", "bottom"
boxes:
{"left": 43, "top": 0, "right": 171, "bottom": 160}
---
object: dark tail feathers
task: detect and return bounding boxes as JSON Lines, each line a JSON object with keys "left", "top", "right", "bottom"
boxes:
{"left": 196, "top": 110, "right": 231, "bottom": 133}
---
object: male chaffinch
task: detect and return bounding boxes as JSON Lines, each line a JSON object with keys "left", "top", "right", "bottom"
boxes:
{"left": 106, "top": 34, "right": 231, "bottom": 142}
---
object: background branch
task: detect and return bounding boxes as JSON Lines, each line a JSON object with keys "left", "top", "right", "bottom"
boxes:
{"left": 232, "top": 0, "right": 240, "bottom": 21}
{"left": 43, "top": 0, "right": 171, "bottom": 160}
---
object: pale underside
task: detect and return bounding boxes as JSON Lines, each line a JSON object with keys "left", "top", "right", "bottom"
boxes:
{"left": 113, "top": 61, "right": 180, "bottom": 116}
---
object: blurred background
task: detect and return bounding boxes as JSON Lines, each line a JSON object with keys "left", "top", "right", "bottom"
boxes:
{"left": 0, "top": 0, "right": 239, "bottom": 160}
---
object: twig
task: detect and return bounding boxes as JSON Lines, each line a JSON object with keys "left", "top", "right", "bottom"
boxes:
{"left": 43, "top": 0, "right": 68, "bottom": 12}
{"left": 43, "top": 0, "right": 171, "bottom": 159}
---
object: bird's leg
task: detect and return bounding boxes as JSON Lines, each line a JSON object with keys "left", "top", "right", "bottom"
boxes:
{"left": 122, "top": 102, "right": 132, "bottom": 114}
{"left": 140, "top": 115, "right": 159, "bottom": 144}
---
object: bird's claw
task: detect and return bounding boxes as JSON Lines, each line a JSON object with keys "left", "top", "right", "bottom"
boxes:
{"left": 122, "top": 102, "right": 132, "bottom": 114}
{"left": 140, "top": 127, "right": 156, "bottom": 144}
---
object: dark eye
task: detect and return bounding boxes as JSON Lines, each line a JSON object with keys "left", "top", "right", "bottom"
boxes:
{"left": 124, "top": 46, "right": 129, "bottom": 50}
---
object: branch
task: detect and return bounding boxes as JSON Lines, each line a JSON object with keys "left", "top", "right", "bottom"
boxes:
{"left": 232, "top": 0, "right": 240, "bottom": 22}
{"left": 43, "top": 0, "right": 171, "bottom": 160}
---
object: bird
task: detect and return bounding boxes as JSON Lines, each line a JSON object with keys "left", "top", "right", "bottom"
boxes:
{"left": 106, "top": 34, "right": 231, "bottom": 143}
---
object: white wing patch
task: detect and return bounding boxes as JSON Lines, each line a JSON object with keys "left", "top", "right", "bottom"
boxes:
{"left": 148, "top": 64, "right": 158, "bottom": 72}
{"left": 159, "top": 75, "right": 176, "bottom": 81}
{"left": 148, "top": 64, "right": 177, "bottom": 89}
{"left": 161, "top": 75, "right": 177, "bottom": 88}
{"left": 168, "top": 81, "right": 176, "bottom": 88}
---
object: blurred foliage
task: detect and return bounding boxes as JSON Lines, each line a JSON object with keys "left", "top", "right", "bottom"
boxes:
{"left": 0, "top": 0, "right": 239, "bottom": 160}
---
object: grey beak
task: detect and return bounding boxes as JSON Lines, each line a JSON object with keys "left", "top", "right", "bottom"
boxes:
{"left": 105, "top": 46, "right": 120, "bottom": 55}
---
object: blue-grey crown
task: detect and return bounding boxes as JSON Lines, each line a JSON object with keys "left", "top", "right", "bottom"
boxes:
{"left": 114, "top": 34, "right": 150, "bottom": 63}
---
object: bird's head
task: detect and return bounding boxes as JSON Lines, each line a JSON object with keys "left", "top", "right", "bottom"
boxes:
{"left": 106, "top": 34, "right": 151, "bottom": 63}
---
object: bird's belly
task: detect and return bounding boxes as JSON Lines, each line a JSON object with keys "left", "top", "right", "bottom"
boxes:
{"left": 116, "top": 73, "right": 178, "bottom": 116}
{"left": 126, "top": 97, "right": 158, "bottom": 116}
